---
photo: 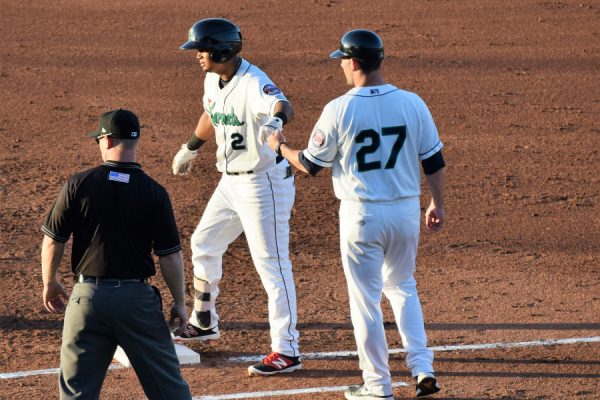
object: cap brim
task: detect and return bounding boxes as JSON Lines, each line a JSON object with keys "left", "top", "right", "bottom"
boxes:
{"left": 87, "top": 130, "right": 101, "bottom": 138}
{"left": 329, "top": 49, "right": 347, "bottom": 59}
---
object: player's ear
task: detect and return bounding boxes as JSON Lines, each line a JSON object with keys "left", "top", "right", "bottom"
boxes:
{"left": 351, "top": 58, "right": 360, "bottom": 72}
{"left": 104, "top": 136, "right": 113, "bottom": 150}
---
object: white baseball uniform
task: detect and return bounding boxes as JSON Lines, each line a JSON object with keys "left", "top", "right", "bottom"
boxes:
{"left": 303, "top": 84, "right": 442, "bottom": 396}
{"left": 190, "top": 58, "right": 299, "bottom": 357}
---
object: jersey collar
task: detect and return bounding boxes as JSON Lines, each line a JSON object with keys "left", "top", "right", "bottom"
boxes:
{"left": 103, "top": 161, "right": 141, "bottom": 169}
{"left": 217, "top": 58, "right": 251, "bottom": 97}
{"left": 347, "top": 84, "right": 396, "bottom": 97}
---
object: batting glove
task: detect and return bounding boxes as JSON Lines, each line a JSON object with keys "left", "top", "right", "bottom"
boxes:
{"left": 258, "top": 116, "right": 283, "bottom": 145}
{"left": 172, "top": 144, "right": 198, "bottom": 175}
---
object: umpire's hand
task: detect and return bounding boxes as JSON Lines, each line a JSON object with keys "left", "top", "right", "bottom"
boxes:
{"left": 169, "top": 303, "right": 188, "bottom": 331}
{"left": 43, "top": 280, "right": 69, "bottom": 313}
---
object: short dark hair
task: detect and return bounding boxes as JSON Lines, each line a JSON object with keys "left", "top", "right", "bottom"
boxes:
{"left": 356, "top": 58, "right": 382, "bottom": 74}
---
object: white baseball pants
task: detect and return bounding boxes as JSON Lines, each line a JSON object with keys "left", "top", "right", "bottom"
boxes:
{"left": 190, "top": 161, "right": 299, "bottom": 357}
{"left": 339, "top": 197, "right": 434, "bottom": 397}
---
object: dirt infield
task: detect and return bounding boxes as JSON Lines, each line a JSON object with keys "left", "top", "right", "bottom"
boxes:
{"left": 1, "top": 0, "right": 599, "bottom": 398}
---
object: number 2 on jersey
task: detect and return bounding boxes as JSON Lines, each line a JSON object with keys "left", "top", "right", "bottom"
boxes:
{"left": 231, "top": 133, "right": 246, "bottom": 150}
{"left": 355, "top": 126, "right": 406, "bottom": 172}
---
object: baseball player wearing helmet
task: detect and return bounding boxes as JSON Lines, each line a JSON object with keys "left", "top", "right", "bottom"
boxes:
{"left": 171, "top": 18, "right": 301, "bottom": 376}
{"left": 267, "top": 30, "right": 445, "bottom": 398}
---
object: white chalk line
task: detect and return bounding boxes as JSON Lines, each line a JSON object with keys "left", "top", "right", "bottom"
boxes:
{"left": 0, "top": 364, "right": 124, "bottom": 380}
{"left": 192, "top": 381, "right": 409, "bottom": 400}
{"left": 1, "top": 335, "right": 598, "bottom": 387}
{"left": 225, "top": 335, "right": 600, "bottom": 363}
{"left": 197, "top": 336, "right": 600, "bottom": 400}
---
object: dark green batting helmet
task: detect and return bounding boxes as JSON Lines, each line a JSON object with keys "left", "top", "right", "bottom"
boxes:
{"left": 330, "top": 29, "right": 384, "bottom": 61}
{"left": 180, "top": 18, "right": 242, "bottom": 63}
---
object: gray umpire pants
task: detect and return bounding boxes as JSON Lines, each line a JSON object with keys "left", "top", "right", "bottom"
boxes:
{"left": 59, "top": 281, "right": 191, "bottom": 400}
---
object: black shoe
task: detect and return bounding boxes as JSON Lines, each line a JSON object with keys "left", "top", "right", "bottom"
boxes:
{"left": 415, "top": 373, "right": 440, "bottom": 397}
{"left": 172, "top": 323, "right": 220, "bottom": 342}
{"left": 247, "top": 352, "right": 302, "bottom": 376}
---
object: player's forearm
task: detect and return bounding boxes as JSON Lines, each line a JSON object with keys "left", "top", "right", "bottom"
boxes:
{"left": 424, "top": 167, "right": 445, "bottom": 208}
{"left": 41, "top": 235, "right": 65, "bottom": 285}
{"left": 158, "top": 251, "right": 187, "bottom": 306}
{"left": 185, "top": 112, "right": 214, "bottom": 152}
{"left": 193, "top": 112, "right": 215, "bottom": 142}
{"left": 279, "top": 143, "right": 308, "bottom": 174}
{"left": 272, "top": 101, "right": 294, "bottom": 125}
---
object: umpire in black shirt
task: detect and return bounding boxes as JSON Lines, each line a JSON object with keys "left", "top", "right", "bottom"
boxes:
{"left": 41, "top": 109, "right": 192, "bottom": 399}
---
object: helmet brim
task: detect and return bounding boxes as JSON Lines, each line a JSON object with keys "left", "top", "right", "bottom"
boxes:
{"left": 329, "top": 49, "right": 347, "bottom": 59}
{"left": 180, "top": 41, "right": 200, "bottom": 50}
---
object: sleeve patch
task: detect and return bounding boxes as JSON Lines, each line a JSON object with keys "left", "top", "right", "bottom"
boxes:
{"left": 262, "top": 83, "right": 282, "bottom": 95}
{"left": 310, "top": 129, "right": 326, "bottom": 149}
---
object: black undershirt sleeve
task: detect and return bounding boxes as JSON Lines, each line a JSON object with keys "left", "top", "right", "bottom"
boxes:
{"left": 299, "top": 152, "right": 324, "bottom": 176}
{"left": 421, "top": 149, "right": 445, "bottom": 175}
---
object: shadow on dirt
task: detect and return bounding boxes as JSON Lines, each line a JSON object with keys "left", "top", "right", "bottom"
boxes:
{"left": 0, "top": 315, "right": 62, "bottom": 331}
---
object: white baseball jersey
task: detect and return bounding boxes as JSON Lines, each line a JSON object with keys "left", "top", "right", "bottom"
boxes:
{"left": 187, "top": 58, "right": 300, "bottom": 357}
{"left": 302, "top": 83, "right": 442, "bottom": 394}
{"left": 203, "top": 58, "right": 289, "bottom": 174}
{"left": 303, "top": 84, "right": 442, "bottom": 202}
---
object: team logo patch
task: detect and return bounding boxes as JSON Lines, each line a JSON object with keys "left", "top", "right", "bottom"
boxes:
{"left": 311, "top": 129, "right": 326, "bottom": 148}
{"left": 262, "top": 83, "right": 282, "bottom": 96}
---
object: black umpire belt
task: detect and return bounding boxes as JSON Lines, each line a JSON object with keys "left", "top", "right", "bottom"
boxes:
{"left": 226, "top": 170, "right": 254, "bottom": 175}
{"left": 76, "top": 275, "right": 148, "bottom": 285}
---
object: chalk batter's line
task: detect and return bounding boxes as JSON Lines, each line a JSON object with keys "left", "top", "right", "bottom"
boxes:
{"left": 0, "top": 364, "right": 123, "bottom": 380}
{"left": 225, "top": 336, "right": 600, "bottom": 363}
{"left": 1, "top": 336, "right": 599, "bottom": 380}
{"left": 192, "top": 381, "right": 410, "bottom": 400}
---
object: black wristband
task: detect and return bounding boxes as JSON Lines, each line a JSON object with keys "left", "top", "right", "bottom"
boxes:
{"left": 273, "top": 111, "right": 288, "bottom": 126}
{"left": 187, "top": 135, "right": 205, "bottom": 151}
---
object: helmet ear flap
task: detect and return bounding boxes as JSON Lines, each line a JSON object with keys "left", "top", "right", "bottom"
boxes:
{"left": 210, "top": 46, "right": 230, "bottom": 63}
{"left": 209, "top": 42, "right": 242, "bottom": 63}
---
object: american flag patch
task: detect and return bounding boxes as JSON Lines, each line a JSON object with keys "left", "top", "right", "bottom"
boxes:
{"left": 108, "top": 171, "right": 130, "bottom": 183}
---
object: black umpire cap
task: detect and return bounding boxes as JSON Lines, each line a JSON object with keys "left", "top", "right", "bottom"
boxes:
{"left": 88, "top": 109, "right": 140, "bottom": 140}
